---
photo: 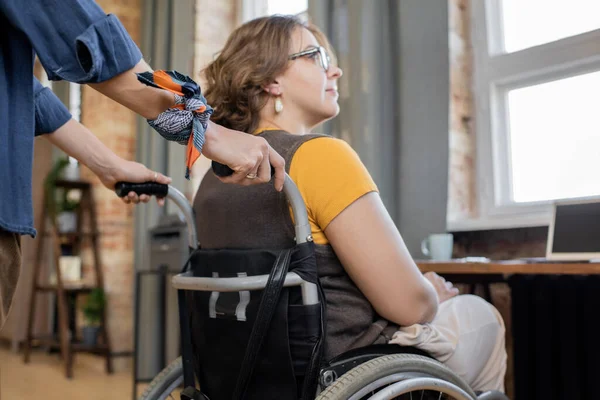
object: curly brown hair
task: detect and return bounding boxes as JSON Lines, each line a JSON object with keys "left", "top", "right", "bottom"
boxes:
{"left": 202, "top": 15, "right": 333, "bottom": 134}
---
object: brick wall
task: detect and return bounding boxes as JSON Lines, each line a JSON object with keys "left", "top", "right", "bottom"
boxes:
{"left": 190, "top": 0, "right": 238, "bottom": 190}
{"left": 448, "top": 0, "right": 477, "bottom": 223}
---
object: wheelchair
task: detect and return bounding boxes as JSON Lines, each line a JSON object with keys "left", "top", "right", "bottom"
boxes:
{"left": 119, "top": 171, "right": 509, "bottom": 400}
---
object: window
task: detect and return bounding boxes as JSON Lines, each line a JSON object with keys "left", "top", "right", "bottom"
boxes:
{"left": 69, "top": 83, "right": 81, "bottom": 122}
{"left": 507, "top": 73, "right": 600, "bottom": 203}
{"left": 500, "top": 0, "right": 600, "bottom": 53}
{"left": 267, "top": 0, "right": 307, "bottom": 16}
{"left": 240, "top": 0, "right": 308, "bottom": 23}
{"left": 469, "top": 0, "right": 600, "bottom": 229}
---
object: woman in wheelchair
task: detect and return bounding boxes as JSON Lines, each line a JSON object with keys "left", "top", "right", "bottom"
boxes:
{"left": 193, "top": 15, "right": 507, "bottom": 395}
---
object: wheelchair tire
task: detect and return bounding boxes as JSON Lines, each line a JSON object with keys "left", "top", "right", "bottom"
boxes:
{"left": 316, "top": 354, "right": 478, "bottom": 400}
{"left": 139, "top": 357, "right": 183, "bottom": 400}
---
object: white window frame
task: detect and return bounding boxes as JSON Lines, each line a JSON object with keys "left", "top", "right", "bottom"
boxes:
{"left": 238, "top": 0, "right": 268, "bottom": 23}
{"left": 238, "top": 0, "right": 308, "bottom": 23}
{"left": 456, "top": 0, "right": 600, "bottom": 231}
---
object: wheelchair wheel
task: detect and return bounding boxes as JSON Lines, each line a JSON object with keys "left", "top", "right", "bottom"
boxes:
{"left": 316, "top": 354, "right": 478, "bottom": 400}
{"left": 139, "top": 357, "right": 183, "bottom": 400}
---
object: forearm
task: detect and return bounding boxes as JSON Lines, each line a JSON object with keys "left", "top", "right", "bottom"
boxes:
{"left": 201, "top": 121, "right": 231, "bottom": 159}
{"left": 88, "top": 60, "right": 174, "bottom": 120}
{"left": 45, "top": 119, "right": 120, "bottom": 180}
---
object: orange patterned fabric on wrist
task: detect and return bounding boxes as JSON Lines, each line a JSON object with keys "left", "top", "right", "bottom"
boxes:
{"left": 137, "top": 70, "right": 214, "bottom": 179}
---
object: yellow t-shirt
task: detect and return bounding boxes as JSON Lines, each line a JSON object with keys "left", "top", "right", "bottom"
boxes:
{"left": 288, "top": 136, "right": 378, "bottom": 245}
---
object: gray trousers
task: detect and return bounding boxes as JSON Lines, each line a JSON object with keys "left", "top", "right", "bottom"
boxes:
{"left": 390, "top": 295, "right": 507, "bottom": 392}
{"left": 0, "top": 229, "right": 21, "bottom": 332}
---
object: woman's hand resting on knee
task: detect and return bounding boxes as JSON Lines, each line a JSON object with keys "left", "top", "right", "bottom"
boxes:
{"left": 424, "top": 272, "right": 459, "bottom": 304}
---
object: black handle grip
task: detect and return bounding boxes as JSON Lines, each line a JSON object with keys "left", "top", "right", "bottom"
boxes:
{"left": 114, "top": 182, "right": 169, "bottom": 198}
{"left": 211, "top": 161, "right": 276, "bottom": 178}
{"left": 211, "top": 161, "right": 234, "bottom": 177}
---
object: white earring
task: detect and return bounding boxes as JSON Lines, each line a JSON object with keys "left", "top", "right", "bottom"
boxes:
{"left": 274, "top": 97, "right": 283, "bottom": 114}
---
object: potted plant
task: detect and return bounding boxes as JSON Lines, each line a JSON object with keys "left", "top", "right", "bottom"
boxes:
{"left": 81, "top": 288, "right": 106, "bottom": 346}
{"left": 56, "top": 189, "right": 81, "bottom": 233}
{"left": 45, "top": 157, "right": 70, "bottom": 217}
{"left": 45, "top": 158, "right": 80, "bottom": 232}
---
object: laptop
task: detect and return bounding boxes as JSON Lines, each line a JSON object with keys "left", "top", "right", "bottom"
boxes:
{"left": 546, "top": 198, "right": 600, "bottom": 261}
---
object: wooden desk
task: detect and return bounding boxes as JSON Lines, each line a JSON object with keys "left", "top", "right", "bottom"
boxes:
{"left": 417, "top": 260, "right": 600, "bottom": 275}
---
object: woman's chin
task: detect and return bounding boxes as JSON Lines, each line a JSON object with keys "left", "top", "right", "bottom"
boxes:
{"left": 322, "top": 100, "right": 340, "bottom": 116}
{"left": 328, "top": 104, "right": 341, "bottom": 118}
{"left": 308, "top": 104, "right": 340, "bottom": 125}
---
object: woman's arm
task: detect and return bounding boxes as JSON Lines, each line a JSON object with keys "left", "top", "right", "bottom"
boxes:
{"left": 324, "top": 192, "right": 439, "bottom": 326}
{"left": 290, "top": 137, "right": 438, "bottom": 326}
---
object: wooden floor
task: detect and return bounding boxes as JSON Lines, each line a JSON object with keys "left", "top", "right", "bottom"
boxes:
{"left": 0, "top": 344, "right": 146, "bottom": 400}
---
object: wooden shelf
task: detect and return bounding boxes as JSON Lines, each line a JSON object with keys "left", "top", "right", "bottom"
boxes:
{"left": 29, "top": 334, "right": 59, "bottom": 346}
{"left": 36, "top": 283, "right": 95, "bottom": 293}
{"left": 417, "top": 260, "right": 600, "bottom": 275}
{"left": 24, "top": 179, "right": 112, "bottom": 379}
{"left": 43, "top": 231, "right": 99, "bottom": 238}
{"left": 71, "top": 343, "right": 109, "bottom": 354}
{"left": 30, "top": 336, "right": 109, "bottom": 355}
{"left": 53, "top": 179, "right": 91, "bottom": 190}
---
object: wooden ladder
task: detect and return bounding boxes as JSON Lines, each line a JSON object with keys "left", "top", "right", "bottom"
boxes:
{"left": 22, "top": 179, "right": 113, "bottom": 379}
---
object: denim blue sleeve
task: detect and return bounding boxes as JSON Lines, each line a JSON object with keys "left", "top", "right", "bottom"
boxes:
{"left": 33, "top": 77, "right": 72, "bottom": 136}
{"left": 0, "top": 0, "right": 142, "bottom": 83}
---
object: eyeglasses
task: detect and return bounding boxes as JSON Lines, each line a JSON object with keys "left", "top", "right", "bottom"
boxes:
{"left": 288, "top": 46, "right": 331, "bottom": 72}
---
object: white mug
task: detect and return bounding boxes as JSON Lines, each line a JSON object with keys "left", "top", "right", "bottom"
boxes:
{"left": 421, "top": 233, "right": 453, "bottom": 261}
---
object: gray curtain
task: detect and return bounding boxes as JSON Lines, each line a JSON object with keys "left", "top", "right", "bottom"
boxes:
{"left": 134, "top": 0, "right": 195, "bottom": 271}
{"left": 308, "top": 0, "right": 449, "bottom": 257}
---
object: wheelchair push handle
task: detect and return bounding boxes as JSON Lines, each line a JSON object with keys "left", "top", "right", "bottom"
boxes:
{"left": 114, "top": 181, "right": 168, "bottom": 198}
{"left": 115, "top": 181, "right": 198, "bottom": 250}
{"left": 211, "top": 161, "right": 235, "bottom": 178}
{"left": 114, "top": 163, "right": 312, "bottom": 249}
{"left": 211, "top": 161, "right": 276, "bottom": 179}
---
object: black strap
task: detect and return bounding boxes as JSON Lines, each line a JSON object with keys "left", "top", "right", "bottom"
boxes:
{"left": 178, "top": 249, "right": 203, "bottom": 395}
{"left": 178, "top": 289, "right": 197, "bottom": 390}
{"left": 232, "top": 249, "right": 293, "bottom": 399}
{"left": 300, "top": 284, "right": 327, "bottom": 400}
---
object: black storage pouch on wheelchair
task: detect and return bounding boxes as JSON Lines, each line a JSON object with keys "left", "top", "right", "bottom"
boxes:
{"left": 186, "top": 242, "right": 323, "bottom": 400}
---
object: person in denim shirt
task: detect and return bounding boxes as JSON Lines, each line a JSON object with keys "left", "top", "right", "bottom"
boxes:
{"left": 0, "top": 0, "right": 285, "bottom": 329}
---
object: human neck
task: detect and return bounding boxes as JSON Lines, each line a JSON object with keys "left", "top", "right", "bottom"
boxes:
{"left": 257, "top": 108, "right": 314, "bottom": 136}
